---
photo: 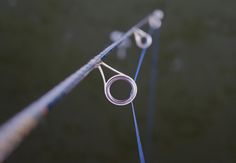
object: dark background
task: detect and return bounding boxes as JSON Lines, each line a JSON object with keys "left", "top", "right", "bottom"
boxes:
{"left": 0, "top": 0, "right": 236, "bottom": 162}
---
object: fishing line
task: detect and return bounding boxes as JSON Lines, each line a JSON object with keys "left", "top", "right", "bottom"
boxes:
{"left": 134, "top": 29, "right": 154, "bottom": 81}
{"left": 97, "top": 27, "right": 154, "bottom": 163}
{"left": 130, "top": 10, "right": 163, "bottom": 161}
{"left": 130, "top": 28, "right": 155, "bottom": 163}
{"left": 145, "top": 28, "right": 160, "bottom": 160}
{"left": 131, "top": 102, "right": 145, "bottom": 163}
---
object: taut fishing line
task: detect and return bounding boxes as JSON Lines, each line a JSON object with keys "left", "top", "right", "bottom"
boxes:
{"left": 101, "top": 11, "right": 163, "bottom": 162}
{"left": 145, "top": 28, "right": 161, "bottom": 161}
{"left": 0, "top": 10, "right": 164, "bottom": 163}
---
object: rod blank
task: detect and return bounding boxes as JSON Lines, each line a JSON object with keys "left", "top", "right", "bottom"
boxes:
{"left": 0, "top": 54, "right": 101, "bottom": 162}
{"left": 0, "top": 11, "right": 153, "bottom": 162}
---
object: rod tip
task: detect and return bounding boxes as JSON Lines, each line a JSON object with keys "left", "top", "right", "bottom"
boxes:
{"left": 152, "top": 9, "right": 164, "bottom": 19}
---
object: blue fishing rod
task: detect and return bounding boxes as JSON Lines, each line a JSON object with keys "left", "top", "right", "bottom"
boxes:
{"left": 0, "top": 10, "right": 163, "bottom": 163}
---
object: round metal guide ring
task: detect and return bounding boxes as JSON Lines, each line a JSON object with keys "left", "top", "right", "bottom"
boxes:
{"left": 104, "top": 74, "right": 137, "bottom": 106}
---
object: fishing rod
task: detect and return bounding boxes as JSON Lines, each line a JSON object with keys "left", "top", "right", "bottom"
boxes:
{"left": 0, "top": 10, "right": 163, "bottom": 163}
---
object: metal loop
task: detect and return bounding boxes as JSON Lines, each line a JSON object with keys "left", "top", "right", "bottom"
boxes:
{"left": 97, "top": 62, "right": 137, "bottom": 106}
{"left": 148, "top": 17, "right": 162, "bottom": 29}
{"left": 134, "top": 28, "right": 152, "bottom": 49}
{"left": 105, "top": 74, "right": 137, "bottom": 106}
{"left": 148, "top": 10, "right": 164, "bottom": 29}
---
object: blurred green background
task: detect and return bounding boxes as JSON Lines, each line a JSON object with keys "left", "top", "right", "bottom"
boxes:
{"left": 0, "top": 0, "right": 236, "bottom": 162}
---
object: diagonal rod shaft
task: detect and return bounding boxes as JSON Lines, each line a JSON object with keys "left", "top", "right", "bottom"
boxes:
{"left": 0, "top": 54, "right": 101, "bottom": 162}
